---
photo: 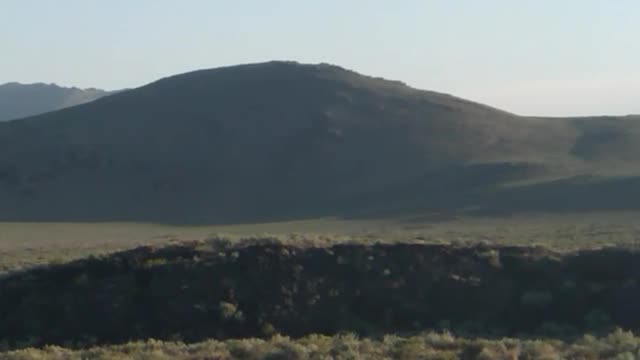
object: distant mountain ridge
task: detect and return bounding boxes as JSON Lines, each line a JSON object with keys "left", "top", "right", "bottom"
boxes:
{"left": 0, "top": 82, "right": 115, "bottom": 121}
{"left": 0, "top": 61, "right": 639, "bottom": 224}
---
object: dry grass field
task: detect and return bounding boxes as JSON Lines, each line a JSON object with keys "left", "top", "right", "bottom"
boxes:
{"left": 2, "top": 211, "right": 640, "bottom": 273}
{"left": 3, "top": 330, "right": 640, "bottom": 360}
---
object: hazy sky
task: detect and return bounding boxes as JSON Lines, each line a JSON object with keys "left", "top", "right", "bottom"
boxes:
{"left": 1, "top": 0, "right": 638, "bottom": 116}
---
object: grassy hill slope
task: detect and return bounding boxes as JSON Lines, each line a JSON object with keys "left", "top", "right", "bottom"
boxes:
{"left": 0, "top": 61, "right": 638, "bottom": 223}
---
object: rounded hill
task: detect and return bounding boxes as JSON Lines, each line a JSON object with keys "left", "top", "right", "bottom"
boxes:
{"left": 0, "top": 61, "right": 637, "bottom": 222}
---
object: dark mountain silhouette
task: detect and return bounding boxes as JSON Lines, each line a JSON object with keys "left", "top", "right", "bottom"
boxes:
{"left": 0, "top": 61, "right": 638, "bottom": 223}
{"left": 0, "top": 82, "right": 114, "bottom": 121}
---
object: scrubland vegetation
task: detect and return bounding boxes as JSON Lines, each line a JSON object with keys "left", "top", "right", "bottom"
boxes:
{"left": 2, "top": 211, "right": 640, "bottom": 274}
{"left": 4, "top": 330, "right": 640, "bottom": 359}
{"left": 2, "top": 233, "right": 640, "bottom": 356}
{"left": 2, "top": 214, "right": 640, "bottom": 358}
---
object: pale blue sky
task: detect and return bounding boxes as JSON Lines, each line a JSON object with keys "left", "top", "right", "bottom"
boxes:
{"left": 1, "top": 0, "right": 638, "bottom": 116}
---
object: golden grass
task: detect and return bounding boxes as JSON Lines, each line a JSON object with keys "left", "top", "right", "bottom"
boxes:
{"left": 3, "top": 329, "right": 640, "bottom": 360}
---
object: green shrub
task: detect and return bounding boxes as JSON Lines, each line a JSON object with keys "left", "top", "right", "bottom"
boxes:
{"left": 217, "top": 302, "right": 245, "bottom": 324}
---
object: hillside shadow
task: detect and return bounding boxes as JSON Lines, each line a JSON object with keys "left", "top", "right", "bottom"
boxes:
{"left": 2, "top": 240, "right": 640, "bottom": 349}
{"left": 1, "top": 161, "right": 640, "bottom": 225}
